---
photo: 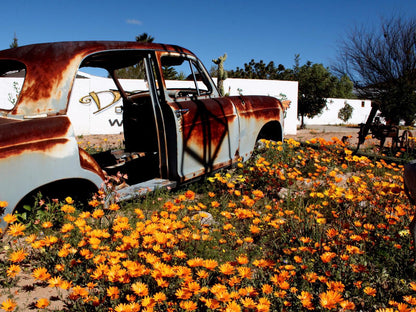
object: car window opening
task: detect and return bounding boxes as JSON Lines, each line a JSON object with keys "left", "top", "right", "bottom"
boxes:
{"left": 79, "top": 52, "right": 161, "bottom": 185}
{"left": 161, "top": 55, "right": 212, "bottom": 100}
{"left": 0, "top": 60, "right": 26, "bottom": 111}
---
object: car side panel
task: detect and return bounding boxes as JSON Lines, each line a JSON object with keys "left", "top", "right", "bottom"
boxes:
{"left": 0, "top": 116, "right": 104, "bottom": 227}
{"left": 172, "top": 97, "right": 239, "bottom": 181}
{"left": 231, "top": 95, "right": 284, "bottom": 159}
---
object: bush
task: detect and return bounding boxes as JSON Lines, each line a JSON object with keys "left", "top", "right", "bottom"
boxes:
{"left": 338, "top": 102, "right": 354, "bottom": 123}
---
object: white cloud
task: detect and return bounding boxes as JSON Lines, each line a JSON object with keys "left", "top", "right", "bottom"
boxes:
{"left": 126, "top": 19, "right": 142, "bottom": 25}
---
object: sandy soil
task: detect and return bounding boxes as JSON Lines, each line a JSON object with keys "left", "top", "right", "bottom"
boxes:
{"left": 77, "top": 133, "right": 124, "bottom": 150}
{"left": 74, "top": 125, "right": 391, "bottom": 158}
{"left": 285, "top": 125, "right": 360, "bottom": 144}
{"left": 76, "top": 125, "right": 367, "bottom": 151}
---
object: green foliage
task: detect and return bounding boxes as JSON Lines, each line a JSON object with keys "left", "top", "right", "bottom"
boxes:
{"left": 162, "top": 65, "right": 179, "bottom": 80}
{"left": 115, "top": 33, "right": 154, "bottom": 79}
{"left": 227, "top": 59, "right": 292, "bottom": 80}
{"left": 379, "top": 82, "right": 416, "bottom": 125}
{"left": 135, "top": 33, "right": 154, "bottom": 43}
{"left": 9, "top": 33, "right": 18, "bottom": 48}
{"left": 338, "top": 102, "right": 354, "bottom": 123}
{"left": 115, "top": 64, "right": 146, "bottom": 80}
{"left": 14, "top": 194, "right": 66, "bottom": 233}
{"left": 295, "top": 59, "right": 352, "bottom": 128}
{"left": 336, "top": 75, "right": 355, "bottom": 99}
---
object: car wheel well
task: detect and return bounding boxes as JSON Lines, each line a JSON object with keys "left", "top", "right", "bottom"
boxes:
{"left": 15, "top": 179, "right": 98, "bottom": 213}
{"left": 256, "top": 121, "right": 283, "bottom": 143}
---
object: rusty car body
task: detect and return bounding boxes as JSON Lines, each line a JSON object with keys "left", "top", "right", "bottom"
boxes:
{"left": 0, "top": 41, "right": 285, "bottom": 227}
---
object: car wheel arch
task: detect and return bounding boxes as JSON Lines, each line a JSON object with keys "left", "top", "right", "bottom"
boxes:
{"left": 14, "top": 178, "right": 99, "bottom": 214}
{"left": 256, "top": 121, "right": 283, "bottom": 143}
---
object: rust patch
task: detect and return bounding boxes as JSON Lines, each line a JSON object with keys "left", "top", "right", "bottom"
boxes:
{"left": 211, "top": 158, "right": 235, "bottom": 172}
{"left": 0, "top": 116, "right": 71, "bottom": 149}
{"left": 0, "top": 138, "right": 69, "bottom": 160}
{"left": 178, "top": 98, "right": 236, "bottom": 149}
{"left": 232, "top": 96, "right": 283, "bottom": 121}
{"left": 78, "top": 148, "right": 106, "bottom": 180}
{"left": 0, "top": 118, "right": 21, "bottom": 126}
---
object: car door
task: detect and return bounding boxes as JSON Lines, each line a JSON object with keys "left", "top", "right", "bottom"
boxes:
{"left": 160, "top": 54, "right": 239, "bottom": 180}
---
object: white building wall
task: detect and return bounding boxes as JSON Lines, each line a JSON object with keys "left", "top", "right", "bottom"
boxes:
{"left": 302, "top": 98, "right": 373, "bottom": 126}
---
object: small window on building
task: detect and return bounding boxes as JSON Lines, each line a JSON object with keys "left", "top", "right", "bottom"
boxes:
{"left": 361, "top": 101, "right": 365, "bottom": 107}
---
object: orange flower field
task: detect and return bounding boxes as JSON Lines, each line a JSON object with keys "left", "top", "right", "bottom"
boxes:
{"left": 1, "top": 137, "right": 416, "bottom": 311}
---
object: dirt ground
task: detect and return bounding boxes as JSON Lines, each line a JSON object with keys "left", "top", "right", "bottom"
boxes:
{"left": 77, "top": 125, "right": 365, "bottom": 151}
{"left": 285, "top": 125, "right": 360, "bottom": 144}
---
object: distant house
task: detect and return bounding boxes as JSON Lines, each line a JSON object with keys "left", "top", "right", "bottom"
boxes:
{"left": 302, "top": 98, "right": 372, "bottom": 126}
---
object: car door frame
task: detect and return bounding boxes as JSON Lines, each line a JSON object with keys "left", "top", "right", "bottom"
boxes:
{"left": 155, "top": 52, "right": 240, "bottom": 181}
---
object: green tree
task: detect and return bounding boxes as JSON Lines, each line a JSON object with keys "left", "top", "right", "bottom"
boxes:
{"left": 116, "top": 33, "right": 154, "bottom": 79}
{"left": 162, "top": 66, "right": 179, "bottom": 80}
{"left": 334, "top": 16, "right": 416, "bottom": 125}
{"left": 116, "top": 33, "right": 182, "bottom": 81}
{"left": 135, "top": 33, "right": 154, "bottom": 43}
{"left": 294, "top": 55, "right": 353, "bottom": 128}
{"left": 335, "top": 75, "right": 354, "bottom": 98}
{"left": 9, "top": 33, "right": 18, "bottom": 48}
{"left": 227, "top": 59, "right": 291, "bottom": 80}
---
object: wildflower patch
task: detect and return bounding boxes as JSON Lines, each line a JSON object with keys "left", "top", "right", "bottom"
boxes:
{"left": 0, "top": 138, "right": 415, "bottom": 311}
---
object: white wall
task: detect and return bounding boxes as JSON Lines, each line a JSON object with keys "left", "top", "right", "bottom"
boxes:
{"left": 66, "top": 76, "right": 300, "bottom": 135}
{"left": 302, "top": 98, "right": 373, "bottom": 126}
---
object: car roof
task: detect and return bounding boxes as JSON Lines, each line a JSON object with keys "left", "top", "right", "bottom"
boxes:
{"left": 0, "top": 41, "right": 193, "bottom": 61}
{"left": 0, "top": 41, "right": 194, "bottom": 117}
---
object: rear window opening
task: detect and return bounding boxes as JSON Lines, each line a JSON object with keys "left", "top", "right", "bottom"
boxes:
{"left": 0, "top": 60, "right": 26, "bottom": 111}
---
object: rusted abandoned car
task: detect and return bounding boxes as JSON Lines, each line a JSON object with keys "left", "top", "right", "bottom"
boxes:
{"left": 0, "top": 41, "right": 285, "bottom": 226}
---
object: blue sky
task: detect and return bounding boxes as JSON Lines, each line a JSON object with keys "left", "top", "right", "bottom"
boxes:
{"left": 1, "top": 0, "right": 415, "bottom": 71}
